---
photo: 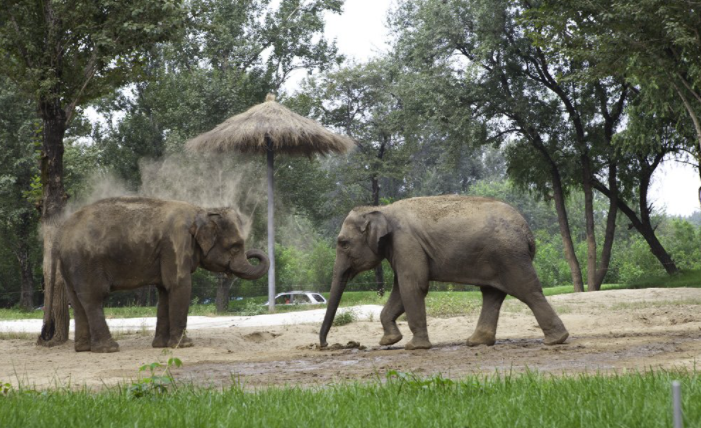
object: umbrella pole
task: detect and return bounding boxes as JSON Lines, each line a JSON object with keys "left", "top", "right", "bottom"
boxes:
{"left": 267, "top": 140, "right": 276, "bottom": 313}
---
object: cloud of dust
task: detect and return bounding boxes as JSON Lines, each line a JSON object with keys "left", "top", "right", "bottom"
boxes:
{"left": 138, "top": 153, "right": 265, "bottom": 239}
{"left": 64, "top": 171, "right": 135, "bottom": 218}
{"left": 61, "top": 154, "right": 265, "bottom": 240}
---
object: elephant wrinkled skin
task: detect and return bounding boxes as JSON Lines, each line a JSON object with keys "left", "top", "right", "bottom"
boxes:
{"left": 42, "top": 197, "right": 269, "bottom": 353}
{"left": 319, "top": 195, "right": 569, "bottom": 350}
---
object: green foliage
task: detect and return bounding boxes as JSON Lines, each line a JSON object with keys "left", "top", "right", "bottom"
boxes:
{"left": 0, "top": 76, "right": 42, "bottom": 309}
{"left": 526, "top": 0, "right": 701, "bottom": 159}
{"left": 665, "top": 219, "right": 701, "bottom": 271}
{"left": 240, "top": 299, "right": 266, "bottom": 316}
{"left": 0, "top": 0, "right": 187, "bottom": 110}
{"left": 425, "top": 291, "right": 481, "bottom": 318}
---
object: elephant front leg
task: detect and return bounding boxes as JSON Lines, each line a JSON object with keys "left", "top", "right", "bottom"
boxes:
{"left": 166, "top": 285, "right": 194, "bottom": 348}
{"left": 152, "top": 287, "right": 170, "bottom": 348}
{"left": 467, "top": 286, "right": 506, "bottom": 347}
{"left": 379, "top": 275, "right": 404, "bottom": 346}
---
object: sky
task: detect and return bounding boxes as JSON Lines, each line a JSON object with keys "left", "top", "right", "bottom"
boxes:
{"left": 318, "top": 1, "right": 701, "bottom": 217}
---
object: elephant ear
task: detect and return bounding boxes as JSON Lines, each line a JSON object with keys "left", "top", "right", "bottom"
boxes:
{"left": 360, "top": 211, "right": 391, "bottom": 255}
{"left": 189, "top": 212, "right": 221, "bottom": 256}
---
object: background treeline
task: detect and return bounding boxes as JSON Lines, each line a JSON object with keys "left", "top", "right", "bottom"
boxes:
{"left": 1, "top": 0, "right": 700, "bottom": 309}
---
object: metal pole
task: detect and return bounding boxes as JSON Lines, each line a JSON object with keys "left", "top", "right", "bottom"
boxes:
{"left": 672, "top": 380, "right": 683, "bottom": 428}
{"left": 267, "top": 139, "right": 276, "bottom": 313}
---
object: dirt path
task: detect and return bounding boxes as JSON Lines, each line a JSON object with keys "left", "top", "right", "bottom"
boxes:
{"left": 2, "top": 288, "right": 701, "bottom": 390}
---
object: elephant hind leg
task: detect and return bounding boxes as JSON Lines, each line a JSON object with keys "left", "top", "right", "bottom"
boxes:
{"left": 80, "top": 287, "right": 119, "bottom": 353}
{"left": 504, "top": 265, "right": 569, "bottom": 345}
{"left": 467, "top": 286, "right": 506, "bottom": 347}
{"left": 65, "top": 285, "right": 90, "bottom": 352}
{"left": 379, "top": 274, "right": 404, "bottom": 346}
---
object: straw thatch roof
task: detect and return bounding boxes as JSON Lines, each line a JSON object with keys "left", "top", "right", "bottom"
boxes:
{"left": 186, "top": 94, "right": 356, "bottom": 157}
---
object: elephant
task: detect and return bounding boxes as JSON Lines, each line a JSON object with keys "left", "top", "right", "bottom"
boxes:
{"left": 319, "top": 195, "right": 569, "bottom": 350}
{"left": 40, "top": 196, "right": 269, "bottom": 353}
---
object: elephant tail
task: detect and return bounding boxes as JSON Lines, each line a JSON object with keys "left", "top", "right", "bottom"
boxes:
{"left": 39, "top": 247, "right": 59, "bottom": 342}
{"left": 526, "top": 227, "right": 536, "bottom": 260}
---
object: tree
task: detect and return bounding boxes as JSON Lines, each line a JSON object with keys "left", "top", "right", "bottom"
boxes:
{"left": 388, "top": 0, "right": 643, "bottom": 291}
{"left": 0, "top": 0, "right": 187, "bottom": 345}
{"left": 524, "top": 0, "right": 693, "bottom": 273}
{"left": 527, "top": 0, "right": 701, "bottom": 202}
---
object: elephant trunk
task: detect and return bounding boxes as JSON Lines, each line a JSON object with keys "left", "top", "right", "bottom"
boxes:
{"left": 230, "top": 249, "right": 270, "bottom": 280}
{"left": 319, "top": 261, "right": 351, "bottom": 347}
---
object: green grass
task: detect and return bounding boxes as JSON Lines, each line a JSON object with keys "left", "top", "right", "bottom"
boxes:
{"left": 608, "top": 270, "right": 701, "bottom": 290}
{"left": 1, "top": 370, "right": 699, "bottom": 427}
{"left": 2, "top": 270, "right": 698, "bottom": 321}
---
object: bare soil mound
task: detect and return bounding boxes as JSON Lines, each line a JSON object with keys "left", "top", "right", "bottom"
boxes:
{"left": 2, "top": 288, "right": 701, "bottom": 390}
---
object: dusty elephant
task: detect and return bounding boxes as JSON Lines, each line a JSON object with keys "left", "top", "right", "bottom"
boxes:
{"left": 41, "top": 197, "right": 269, "bottom": 353}
{"left": 319, "top": 195, "right": 569, "bottom": 350}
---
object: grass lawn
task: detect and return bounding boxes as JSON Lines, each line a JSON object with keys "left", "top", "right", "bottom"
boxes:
{"left": 1, "top": 270, "right": 698, "bottom": 321}
{"left": 0, "top": 370, "right": 698, "bottom": 427}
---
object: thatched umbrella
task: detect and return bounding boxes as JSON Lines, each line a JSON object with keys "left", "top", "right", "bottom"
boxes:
{"left": 186, "top": 94, "right": 355, "bottom": 312}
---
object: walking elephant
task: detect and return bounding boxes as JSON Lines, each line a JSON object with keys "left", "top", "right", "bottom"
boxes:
{"left": 319, "top": 195, "right": 569, "bottom": 350}
{"left": 41, "top": 197, "right": 269, "bottom": 353}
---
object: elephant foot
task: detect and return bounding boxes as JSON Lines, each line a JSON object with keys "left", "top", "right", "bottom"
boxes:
{"left": 543, "top": 330, "right": 569, "bottom": 346}
{"left": 466, "top": 331, "right": 496, "bottom": 347}
{"left": 379, "top": 333, "right": 403, "bottom": 346}
{"left": 74, "top": 340, "right": 91, "bottom": 352}
{"left": 405, "top": 336, "right": 432, "bottom": 350}
{"left": 91, "top": 339, "right": 120, "bottom": 353}
{"left": 152, "top": 336, "right": 169, "bottom": 348}
{"left": 168, "top": 335, "right": 193, "bottom": 349}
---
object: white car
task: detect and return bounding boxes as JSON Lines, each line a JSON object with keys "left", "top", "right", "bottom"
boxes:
{"left": 264, "top": 291, "right": 327, "bottom": 306}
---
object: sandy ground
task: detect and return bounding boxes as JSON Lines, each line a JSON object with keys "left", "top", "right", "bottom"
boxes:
{"left": 2, "top": 288, "right": 701, "bottom": 390}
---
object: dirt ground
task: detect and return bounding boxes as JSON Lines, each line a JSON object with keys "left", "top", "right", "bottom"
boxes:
{"left": 2, "top": 287, "right": 701, "bottom": 390}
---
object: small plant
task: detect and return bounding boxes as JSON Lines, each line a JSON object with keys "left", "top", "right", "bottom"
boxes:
{"left": 241, "top": 299, "right": 265, "bottom": 316}
{"left": 126, "top": 353, "right": 182, "bottom": 399}
{"left": 1, "top": 381, "right": 12, "bottom": 396}
{"left": 332, "top": 309, "right": 357, "bottom": 326}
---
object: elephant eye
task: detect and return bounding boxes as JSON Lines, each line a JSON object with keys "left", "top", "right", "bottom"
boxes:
{"left": 338, "top": 240, "right": 350, "bottom": 250}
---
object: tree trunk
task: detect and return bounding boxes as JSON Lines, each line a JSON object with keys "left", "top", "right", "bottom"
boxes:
{"left": 215, "top": 274, "right": 236, "bottom": 313}
{"left": 15, "top": 210, "right": 36, "bottom": 311}
{"left": 581, "top": 156, "right": 598, "bottom": 292}
{"left": 592, "top": 163, "right": 618, "bottom": 291}
{"left": 550, "top": 167, "right": 585, "bottom": 292}
{"left": 36, "top": 101, "right": 70, "bottom": 347}
{"left": 371, "top": 174, "right": 385, "bottom": 296}
{"left": 594, "top": 180, "right": 679, "bottom": 275}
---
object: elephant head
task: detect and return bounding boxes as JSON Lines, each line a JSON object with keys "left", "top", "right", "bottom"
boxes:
{"left": 319, "top": 210, "right": 391, "bottom": 347}
{"left": 190, "top": 209, "right": 269, "bottom": 280}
